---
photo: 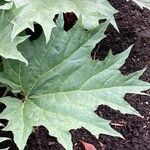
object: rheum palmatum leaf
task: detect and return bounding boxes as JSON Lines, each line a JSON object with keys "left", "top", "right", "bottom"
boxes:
{"left": 9, "top": 0, "right": 118, "bottom": 43}
{"left": 0, "top": 21, "right": 150, "bottom": 150}
{"left": 0, "top": 5, "right": 28, "bottom": 65}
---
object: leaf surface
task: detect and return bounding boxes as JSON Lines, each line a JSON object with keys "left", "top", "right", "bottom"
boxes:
{"left": 0, "top": 22, "right": 150, "bottom": 150}
{"left": 0, "top": 5, "right": 28, "bottom": 64}
{"left": 10, "top": 0, "right": 118, "bottom": 43}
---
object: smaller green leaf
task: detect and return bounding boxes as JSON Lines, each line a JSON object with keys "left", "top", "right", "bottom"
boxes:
{"left": 0, "top": 5, "right": 28, "bottom": 64}
{"left": 11, "top": 0, "right": 118, "bottom": 43}
{"left": 0, "top": 25, "right": 28, "bottom": 65}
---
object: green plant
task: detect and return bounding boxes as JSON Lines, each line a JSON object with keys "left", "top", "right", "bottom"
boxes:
{"left": 0, "top": 5, "right": 28, "bottom": 64}
{"left": 0, "top": 0, "right": 118, "bottom": 64}
{"left": 0, "top": 1, "right": 150, "bottom": 150}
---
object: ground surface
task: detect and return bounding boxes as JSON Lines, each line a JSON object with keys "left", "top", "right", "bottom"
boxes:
{"left": 0, "top": 0, "right": 150, "bottom": 149}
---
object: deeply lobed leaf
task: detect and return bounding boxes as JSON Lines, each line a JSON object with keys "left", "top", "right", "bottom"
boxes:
{"left": 0, "top": 21, "right": 150, "bottom": 150}
{"left": 9, "top": 0, "right": 118, "bottom": 43}
{"left": 0, "top": 5, "right": 28, "bottom": 64}
{"left": 0, "top": 0, "right": 118, "bottom": 64}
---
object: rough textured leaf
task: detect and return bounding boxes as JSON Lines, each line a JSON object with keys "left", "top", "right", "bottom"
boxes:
{"left": 0, "top": 5, "right": 28, "bottom": 64}
{"left": 0, "top": 21, "right": 150, "bottom": 150}
{"left": 126, "top": 0, "right": 150, "bottom": 9}
{"left": 10, "top": 0, "right": 118, "bottom": 43}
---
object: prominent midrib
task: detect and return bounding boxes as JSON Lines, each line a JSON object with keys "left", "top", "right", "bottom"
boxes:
{"left": 27, "top": 57, "right": 146, "bottom": 98}
{"left": 26, "top": 31, "right": 99, "bottom": 96}
{"left": 28, "top": 85, "right": 145, "bottom": 99}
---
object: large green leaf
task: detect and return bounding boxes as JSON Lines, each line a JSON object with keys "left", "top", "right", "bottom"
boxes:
{"left": 0, "top": 21, "right": 150, "bottom": 150}
{"left": 9, "top": 0, "right": 118, "bottom": 43}
{"left": 0, "top": 5, "right": 28, "bottom": 64}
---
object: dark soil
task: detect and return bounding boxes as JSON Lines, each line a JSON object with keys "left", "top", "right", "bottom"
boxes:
{"left": 0, "top": 0, "right": 150, "bottom": 149}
